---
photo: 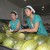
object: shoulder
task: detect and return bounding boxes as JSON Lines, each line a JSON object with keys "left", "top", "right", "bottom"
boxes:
{"left": 16, "top": 19, "right": 20, "bottom": 22}
{"left": 34, "top": 14, "right": 41, "bottom": 18}
{"left": 34, "top": 14, "right": 42, "bottom": 20}
{"left": 9, "top": 20, "right": 13, "bottom": 24}
{"left": 34, "top": 14, "right": 42, "bottom": 23}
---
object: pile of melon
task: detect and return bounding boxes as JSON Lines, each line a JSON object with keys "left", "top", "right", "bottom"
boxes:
{"left": 0, "top": 25, "right": 49, "bottom": 50}
{"left": 0, "top": 30, "right": 50, "bottom": 50}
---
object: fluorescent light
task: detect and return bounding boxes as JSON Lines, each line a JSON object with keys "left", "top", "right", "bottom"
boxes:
{"left": 42, "top": 9, "right": 44, "bottom": 10}
{"left": 42, "top": 6, "right": 44, "bottom": 9}
{"left": 24, "top": 0, "right": 26, "bottom": 2}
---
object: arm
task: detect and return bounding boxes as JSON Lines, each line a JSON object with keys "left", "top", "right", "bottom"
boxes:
{"left": 25, "top": 22, "right": 39, "bottom": 32}
{"left": 18, "top": 22, "right": 39, "bottom": 33}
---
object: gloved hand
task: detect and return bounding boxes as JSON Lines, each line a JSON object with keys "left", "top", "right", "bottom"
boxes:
{"left": 10, "top": 29, "right": 14, "bottom": 32}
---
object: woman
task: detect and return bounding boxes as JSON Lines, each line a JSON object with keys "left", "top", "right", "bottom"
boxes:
{"left": 9, "top": 11, "right": 21, "bottom": 32}
{"left": 19, "top": 5, "right": 48, "bottom": 36}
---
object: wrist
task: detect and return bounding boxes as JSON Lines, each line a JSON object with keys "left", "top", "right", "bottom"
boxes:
{"left": 24, "top": 29, "right": 27, "bottom": 32}
{"left": 10, "top": 29, "right": 14, "bottom": 32}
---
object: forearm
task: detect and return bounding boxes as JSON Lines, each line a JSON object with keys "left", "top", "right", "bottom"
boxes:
{"left": 24, "top": 28, "right": 37, "bottom": 32}
{"left": 25, "top": 22, "right": 39, "bottom": 32}
{"left": 18, "top": 28, "right": 37, "bottom": 33}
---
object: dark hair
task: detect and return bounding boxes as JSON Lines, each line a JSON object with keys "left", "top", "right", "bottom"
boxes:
{"left": 10, "top": 11, "right": 17, "bottom": 16}
{"left": 25, "top": 7, "right": 31, "bottom": 11}
{"left": 25, "top": 7, "right": 33, "bottom": 14}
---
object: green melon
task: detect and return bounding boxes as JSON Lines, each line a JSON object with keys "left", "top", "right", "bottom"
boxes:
{"left": 21, "top": 40, "right": 38, "bottom": 50}
{"left": 25, "top": 34, "right": 36, "bottom": 40}
{"left": 36, "top": 43, "right": 50, "bottom": 50}
{"left": 0, "top": 33, "right": 6, "bottom": 43}
{"left": 46, "top": 36, "right": 50, "bottom": 45}
{"left": 13, "top": 40, "right": 25, "bottom": 50}
{"left": 33, "top": 34, "right": 42, "bottom": 40}
{"left": 36, "top": 35, "right": 48, "bottom": 45}
{"left": 36, "top": 38, "right": 45, "bottom": 45}
{"left": 12, "top": 32, "right": 25, "bottom": 41}
{"left": 33, "top": 34, "right": 48, "bottom": 41}
{"left": 2, "top": 38, "right": 15, "bottom": 48}
{"left": 33, "top": 34, "right": 48, "bottom": 45}
{"left": 6, "top": 30, "right": 13, "bottom": 37}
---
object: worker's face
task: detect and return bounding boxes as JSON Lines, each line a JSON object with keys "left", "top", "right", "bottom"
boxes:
{"left": 25, "top": 8, "right": 32, "bottom": 17}
{"left": 10, "top": 13, "right": 16, "bottom": 20}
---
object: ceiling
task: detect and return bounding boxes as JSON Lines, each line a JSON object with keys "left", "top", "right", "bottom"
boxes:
{"left": 8, "top": 0, "right": 50, "bottom": 16}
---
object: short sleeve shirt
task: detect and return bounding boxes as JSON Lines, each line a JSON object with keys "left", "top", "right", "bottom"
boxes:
{"left": 27, "top": 14, "right": 48, "bottom": 36}
{"left": 9, "top": 19, "right": 21, "bottom": 30}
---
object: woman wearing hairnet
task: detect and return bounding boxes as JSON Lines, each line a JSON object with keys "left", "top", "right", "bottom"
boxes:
{"left": 19, "top": 5, "right": 48, "bottom": 36}
{"left": 9, "top": 11, "right": 21, "bottom": 32}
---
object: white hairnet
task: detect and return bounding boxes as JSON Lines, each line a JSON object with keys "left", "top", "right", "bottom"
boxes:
{"left": 26, "top": 5, "right": 35, "bottom": 13}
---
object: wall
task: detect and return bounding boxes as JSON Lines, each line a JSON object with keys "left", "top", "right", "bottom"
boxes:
{"left": 0, "top": 0, "right": 23, "bottom": 21}
{"left": 41, "top": 15, "right": 50, "bottom": 24}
